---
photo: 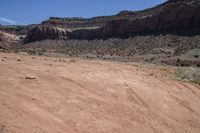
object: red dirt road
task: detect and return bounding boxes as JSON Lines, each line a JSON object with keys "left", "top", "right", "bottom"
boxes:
{"left": 0, "top": 53, "right": 200, "bottom": 133}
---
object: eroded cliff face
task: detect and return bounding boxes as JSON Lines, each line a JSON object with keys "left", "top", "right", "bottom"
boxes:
{"left": 0, "top": 30, "right": 21, "bottom": 49}
{"left": 24, "top": 26, "right": 72, "bottom": 43}
{"left": 0, "top": 30, "right": 20, "bottom": 42}
{"left": 102, "top": 0, "right": 200, "bottom": 37}
{"left": 24, "top": 26, "right": 103, "bottom": 43}
{"left": 25, "top": 0, "right": 200, "bottom": 43}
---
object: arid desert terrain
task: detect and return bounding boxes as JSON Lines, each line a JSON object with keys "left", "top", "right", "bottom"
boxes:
{"left": 0, "top": 0, "right": 200, "bottom": 132}
{"left": 0, "top": 52, "right": 200, "bottom": 133}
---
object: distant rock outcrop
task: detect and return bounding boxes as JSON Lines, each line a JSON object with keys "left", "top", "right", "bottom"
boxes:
{"left": 0, "top": 30, "right": 21, "bottom": 49}
{"left": 102, "top": 0, "right": 200, "bottom": 37}
{"left": 24, "top": 26, "right": 71, "bottom": 43}
{"left": 25, "top": 26, "right": 103, "bottom": 43}
{"left": 0, "top": 30, "right": 20, "bottom": 42}
{"left": 25, "top": 0, "right": 200, "bottom": 43}
{"left": 0, "top": 25, "right": 32, "bottom": 35}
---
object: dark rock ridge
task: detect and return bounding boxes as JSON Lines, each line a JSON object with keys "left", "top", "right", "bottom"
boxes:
{"left": 103, "top": 0, "right": 200, "bottom": 38}
{"left": 25, "top": 0, "right": 200, "bottom": 43}
{"left": 41, "top": 12, "right": 137, "bottom": 29}
{"left": 42, "top": 17, "right": 109, "bottom": 29}
{"left": 0, "top": 25, "right": 32, "bottom": 35}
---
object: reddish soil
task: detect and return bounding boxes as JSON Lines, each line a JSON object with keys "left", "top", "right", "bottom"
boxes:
{"left": 0, "top": 53, "right": 200, "bottom": 133}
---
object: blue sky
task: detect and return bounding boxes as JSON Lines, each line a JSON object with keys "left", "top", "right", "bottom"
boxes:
{"left": 0, "top": 0, "right": 166, "bottom": 25}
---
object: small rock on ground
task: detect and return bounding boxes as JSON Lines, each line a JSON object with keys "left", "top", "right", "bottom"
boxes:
{"left": 25, "top": 76, "right": 36, "bottom": 80}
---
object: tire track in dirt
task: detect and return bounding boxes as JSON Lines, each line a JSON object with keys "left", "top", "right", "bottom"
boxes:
{"left": 171, "top": 96, "right": 200, "bottom": 117}
{"left": 21, "top": 100, "right": 77, "bottom": 133}
{"left": 179, "top": 82, "right": 200, "bottom": 97}
{"left": 60, "top": 76, "right": 110, "bottom": 102}
{"left": 124, "top": 82, "right": 149, "bottom": 108}
{"left": 146, "top": 78, "right": 200, "bottom": 132}
{"left": 124, "top": 82, "right": 159, "bottom": 133}
{"left": 124, "top": 82, "right": 177, "bottom": 133}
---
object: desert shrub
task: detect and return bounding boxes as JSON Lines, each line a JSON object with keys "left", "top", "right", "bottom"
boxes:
{"left": 11, "top": 34, "right": 200, "bottom": 66}
{"left": 174, "top": 67, "right": 200, "bottom": 85}
{"left": 14, "top": 35, "right": 200, "bottom": 57}
{"left": 69, "top": 59, "right": 76, "bottom": 62}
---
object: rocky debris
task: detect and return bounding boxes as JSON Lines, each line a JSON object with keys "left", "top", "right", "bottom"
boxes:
{"left": 1, "top": 59, "right": 5, "bottom": 62}
{"left": 17, "top": 52, "right": 28, "bottom": 55}
{"left": 24, "top": 0, "right": 200, "bottom": 42}
{"left": 0, "top": 45, "right": 5, "bottom": 49}
{"left": 25, "top": 75, "right": 36, "bottom": 80}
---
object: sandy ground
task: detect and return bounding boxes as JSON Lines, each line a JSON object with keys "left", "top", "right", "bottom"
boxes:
{"left": 0, "top": 52, "right": 200, "bottom": 133}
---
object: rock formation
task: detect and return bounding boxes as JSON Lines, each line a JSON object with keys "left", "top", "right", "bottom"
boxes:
{"left": 24, "top": 26, "right": 72, "bottom": 43}
{"left": 0, "top": 30, "right": 20, "bottom": 42}
{"left": 0, "top": 30, "right": 21, "bottom": 49}
{"left": 102, "top": 0, "right": 200, "bottom": 37}
{"left": 25, "top": 0, "right": 200, "bottom": 42}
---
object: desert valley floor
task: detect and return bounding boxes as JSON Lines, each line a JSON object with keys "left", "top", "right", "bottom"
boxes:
{"left": 0, "top": 52, "right": 200, "bottom": 133}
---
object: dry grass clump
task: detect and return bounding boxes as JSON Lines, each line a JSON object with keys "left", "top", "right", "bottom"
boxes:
{"left": 174, "top": 67, "right": 200, "bottom": 85}
{"left": 69, "top": 59, "right": 76, "bottom": 63}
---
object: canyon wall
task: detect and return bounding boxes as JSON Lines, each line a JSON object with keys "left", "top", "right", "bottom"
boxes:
{"left": 25, "top": 0, "right": 200, "bottom": 42}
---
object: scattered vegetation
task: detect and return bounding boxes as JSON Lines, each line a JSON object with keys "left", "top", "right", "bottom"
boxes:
{"left": 69, "top": 59, "right": 76, "bottom": 63}
{"left": 10, "top": 34, "right": 200, "bottom": 66}
{"left": 149, "top": 72, "right": 155, "bottom": 76}
{"left": 174, "top": 67, "right": 200, "bottom": 85}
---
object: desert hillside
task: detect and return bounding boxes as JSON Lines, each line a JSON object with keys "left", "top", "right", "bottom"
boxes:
{"left": 5, "top": 0, "right": 198, "bottom": 67}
